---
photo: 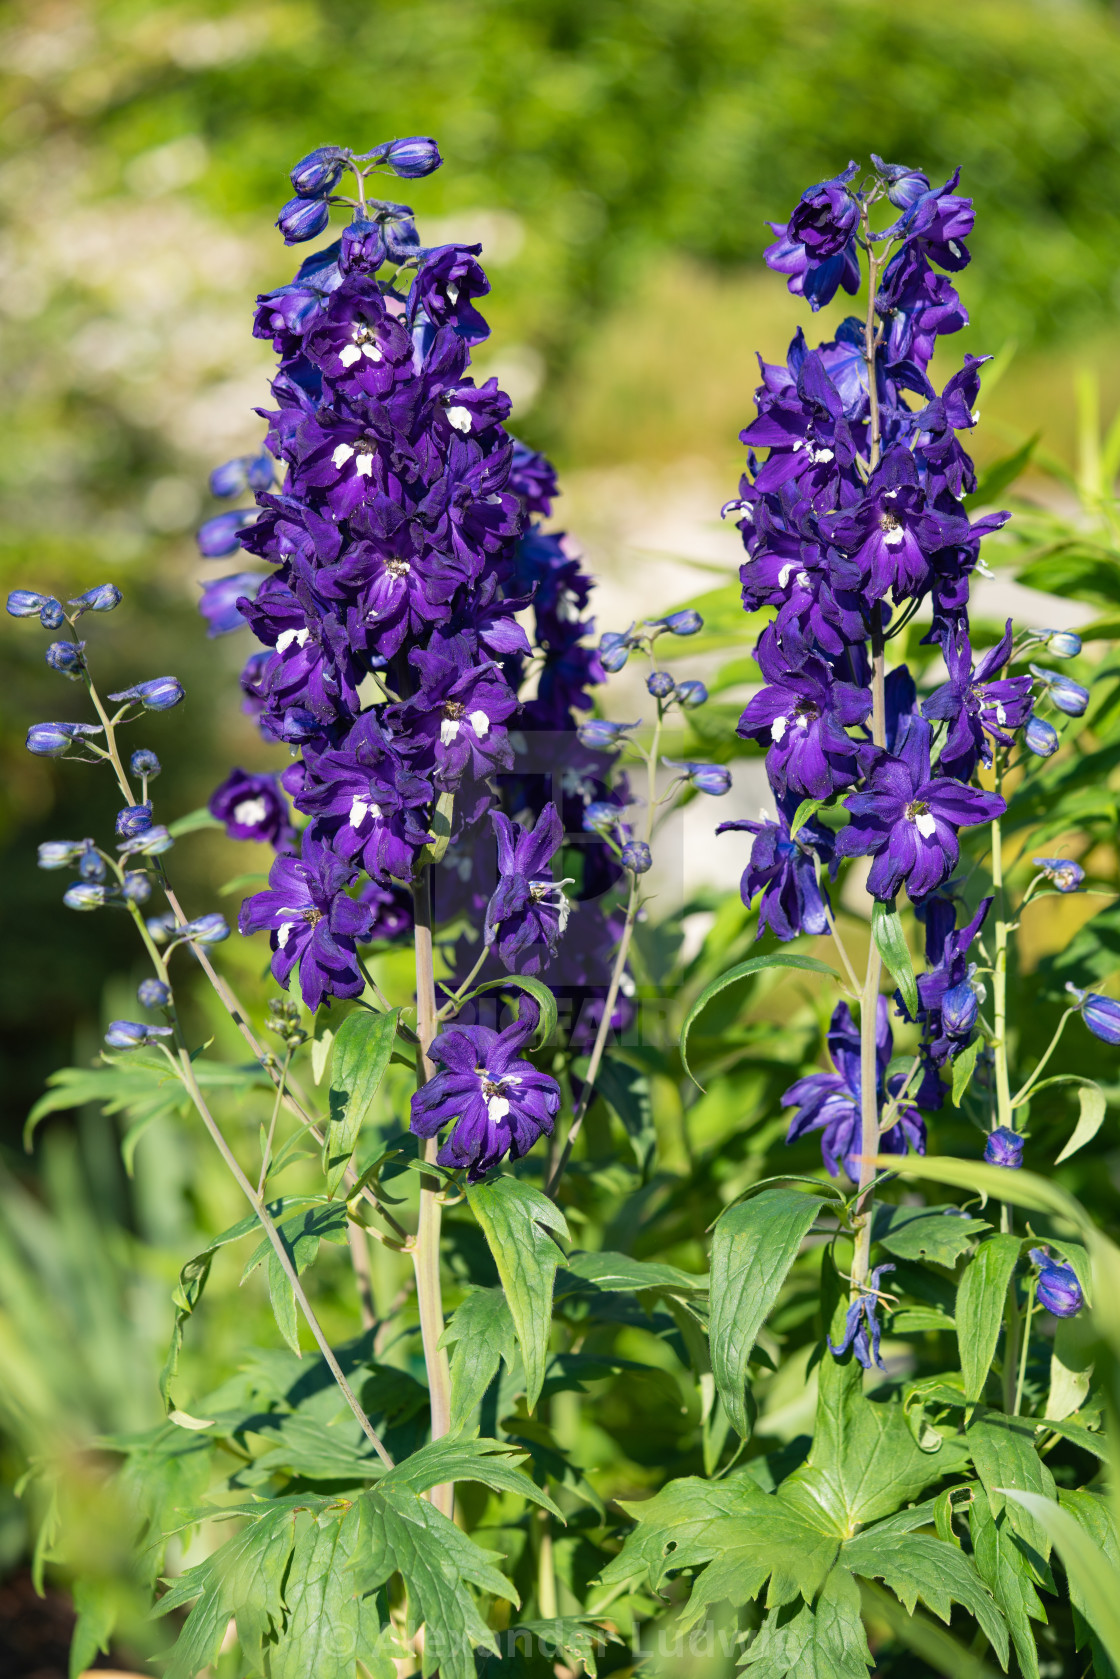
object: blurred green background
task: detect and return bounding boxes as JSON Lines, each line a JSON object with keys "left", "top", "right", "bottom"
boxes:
{"left": 4, "top": 0, "right": 1120, "bottom": 1666}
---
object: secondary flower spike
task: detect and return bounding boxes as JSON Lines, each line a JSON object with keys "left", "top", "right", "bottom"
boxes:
{"left": 409, "top": 997, "right": 561, "bottom": 1181}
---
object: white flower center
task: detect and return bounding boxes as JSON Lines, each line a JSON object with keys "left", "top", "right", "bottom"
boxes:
{"left": 440, "top": 718, "right": 461, "bottom": 744}
{"left": 349, "top": 795, "right": 382, "bottom": 827}
{"left": 446, "top": 405, "right": 473, "bottom": 433}
{"left": 468, "top": 709, "right": 490, "bottom": 737}
{"left": 332, "top": 443, "right": 355, "bottom": 467}
{"left": 446, "top": 282, "right": 460, "bottom": 305}
{"left": 277, "top": 921, "right": 296, "bottom": 948}
{"left": 276, "top": 626, "right": 310, "bottom": 653}
{"left": 233, "top": 796, "right": 268, "bottom": 826}
{"left": 915, "top": 812, "right": 937, "bottom": 838}
{"left": 771, "top": 715, "right": 789, "bottom": 742}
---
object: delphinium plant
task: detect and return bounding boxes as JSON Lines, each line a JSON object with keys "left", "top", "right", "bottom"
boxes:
{"left": 9, "top": 144, "right": 1120, "bottom": 1679}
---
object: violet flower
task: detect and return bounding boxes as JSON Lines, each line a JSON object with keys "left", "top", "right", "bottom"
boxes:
{"left": 782, "top": 998, "right": 925, "bottom": 1179}
{"left": 820, "top": 445, "right": 969, "bottom": 605}
{"left": 209, "top": 767, "right": 292, "bottom": 846}
{"left": 922, "top": 620, "right": 1033, "bottom": 781}
{"left": 484, "top": 804, "right": 570, "bottom": 976}
{"left": 737, "top": 631, "right": 870, "bottom": 799}
{"left": 409, "top": 997, "right": 560, "bottom": 1181}
{"left": 1029, "top": 1248, "right": 1083, "bottom": 1317}
{"left": 718, "top": 794, "right": 835, "bottom": 942}
{"left": 836, "top": 716, "right": 1005, "bottom": 902}
{"left": 238, "top": 832, "right": 373, "bottom": 1012}
{"left": 829, "top": 1263, "right": 896, "bottom": 1371}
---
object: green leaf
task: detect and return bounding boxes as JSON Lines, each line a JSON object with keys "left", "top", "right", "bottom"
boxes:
{"left": 1054, "top": 1081, "right": 1107, "bottom": 1164}
{"left": 788, "top": 796, "right": 831, "bottom": 839}
{"left": 1045, "top": 1315, "right": 1095, "bottom": 1423}
{"left": 709, "top": 1188, "right": 825, "bottom": 1437}
{"left": 167, "top": 805, "right": 222, "bottom": 837}
{"left": 873, "top": 1202, "right": 990, "bottom": 1267}
{"left": 423, "top": 788, "right": 455, "bottom": 865}
{"left": 496, "top": 1618, "right": 623, "bottom": 1677}
{"left": 465, "top": 1175, "right": 569, "bottom": 1411}
{"left": 69, "top": 1578, "right": 116, "bottom": 1679}
{"left": 593, "top": 1052, "right": 656, "bottom": 1171}
{"left": 240, "top": 1203, "right": 349, "bottom": 1356}
{"left": 379, "top": 1436, "right": 560, "bottom": 1514}
{"left": 741, "top": 1566, "right": 872, "bottom": 1678}
{"left": 440, "top": 1288, "right": 519, "bottom": 1434}
{"left": 857, "top": 1578, "right": 1003, "bottom": 1679}
{"left": 952, "top": 1036, "right": 983, "bottom": 1107}
{"left": 1055, "top": 1488, "right": 1120, "bottom": 1670}
{"left": 680, "top": 952, "right": 837, "bottom": 1086}
{"left": 596, "top": 1470, "right": 765, "bottom": 1597}
{"left": 558, "top": 1248, "right": 706, "bottom": 1297}
{"left": 956, "top": 1234, "right": 1022, "bottom": 1403}
{"left": 843, "top": 1528, "right": 1009, "bottom": 1670}
{"left": 467, "top": 974, "right": 558, "bottom": 1048}
{"left": 871, "top": 899, "right": 917, "bottom": 1018}
{"left": 324, "top": 1008, "right": 399, "bottom": 1193}
{"left": 968, "top": 1410, "right": 1057, "bottom": 1587}
{"left": 969, "top": 1490, "right": 1046, "bottom": 1679}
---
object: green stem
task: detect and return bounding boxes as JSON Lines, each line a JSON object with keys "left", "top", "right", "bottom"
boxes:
{"left": 1011, "top": 1008, "right": 1077, "bottom": 1108}
{"left": 257, "top": 1046, "right": 291, "bottom": 1196}
{"left": 411, "top": 867, "right": 454, "bottom": 1518}
{"left": 1014, "top": 1277, "right": 1037, "bottom": 1418}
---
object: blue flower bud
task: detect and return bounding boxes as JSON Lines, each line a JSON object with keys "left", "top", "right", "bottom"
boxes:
{"left": 177, "top": 912, "right": 230, "bottom": 945}
{"left": 621, "top": 840, "right": 652, "bottom": 874}
{"left": 208, "top": 457, "right": 249, "bottom": 497}
{"left": 1033, "top": 856, "right": 1084, "bottom": 893}
{"left": 1078, "top": 990, "right": 1120, "bottom": 1046}
{"left": 599, "top": 630, "right": 631, "bottom": 653}
{"left": 105, "top": 1020, "right": 174, "bottom": 1050}
{"left": 45, "top": 640, "right": 85, "bottom": 678}
{"left": 68, "top": 584, "right": 121, "bottom": 616}
{"left": 138, "top": 978, "right": 171, "bottom": 1009}
{"left": 26, "top": 720, "right": 103, "bottom": 757}
{"left": 667, "top": 759, "right": 731, "bottom": 795}
{"left": 78, "top": 846, "right": 106, "bottom": 883}
{"left": 146, "top": 913, "right": 178, "bottom": 944}
{"left": 290, "top": 145, "right": 348, "bottom": 199}
{"left": 115, "top": 802, "right": 153, "bottom": 839}
{"left": 122, "top": 871, "right": 152, "bottom": 904}
{"left": 1024, "top": 715, "right": 1059, "bottom": 758}
{"left": 1035, "top": 628, "right": 1082, "bottom": 658}
{"left": 197, "top": 510, "right": 256, "bottom": 558}
{"left": 577, "top": 719, "right": 637, "bottom": 750}
{"left": 130, "top": 749, "right": 161, "bottom": 779}
{"left": 1029, "top": 1248, "right": 1083, "bottom": 1317}
{"left": 984, "top": 1126, "right": 1023, "bottom": 1168}
{"left": 40, "top": 598, "right": 66, "bottom": 628}
{"left": 246, "top": 452, "right": 275, "bottom": 492}
{"left": 64, "top": 883, "right": 108, "bottom": 910}
{"left": 1031, "top": 664, "right": 1089, "bottom": 717}
{"left": 108, "top": 676, "right": 185, "bottom": 712}
{"left": 277, "top": 194, "right": 331, "bottom": 245}
{"left": 942, "top": 980, "right": 979, "bottom": 1037}
{"left": 118, "top": 824, "right": 174, "bottom": 857}
{"left": 654, "top": 609, "right": 703, "bottom": 636}
{"left": 675, "top": 680, "right": 708, "bottom": 709}
{"left": 646, "top": 670, "right": 675, "bottom": 698}
{"left": 381, "top": 136, "right": 442, "bottom": 178}
{"left": 600, "top": 644, "right": 630, "bottom": 673}
{"left": 582, "top": 801, "right": 620, "bottom": 834}
{"left": 37, "top": 839, "right": 88, "bottom": 869}
{"left": 8, "top": 589, "right": 51, "bottom": 618}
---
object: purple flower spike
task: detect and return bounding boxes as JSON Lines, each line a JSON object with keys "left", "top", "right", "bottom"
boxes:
{"left": 984, "top": 1127, "right": 1024, "bottom": 1168}
{"left": 409, "top": 997, "right": 561, "bottom": 1181}
{"left": 1029, "top": 1248, "right": 1083, "bottom": 1317}
{"left": 837, "top": 716, "right": 1004, "bottom": 902}
{"left": 238, "top": 832, "right": 373, "bottom": 1012}
{"left": 782, "top": 998, "right": 925, "bottom": 1179}
{"left": 484, "top": 804, "right": 570, "bottom": 976}
{"left": 829, "top": 1262, "right": 895, "bottom": 1371}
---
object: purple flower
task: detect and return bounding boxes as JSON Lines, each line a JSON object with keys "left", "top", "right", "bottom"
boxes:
{"left": 294, "top": 716, "right": 432, "bottom": 882}
{"left": 409, "top": 998, "right": 560, "bottom": 1180}
{"left": 290, "top": 145, "right": 348, "bottom": 199}
{"left": 1029, "top": 1248, "right": 1083, "bottom": 1317}
{"left": 881, "top": 168, "right": 974, "bottom": 270}
{"left": 26, "top": 720, "right": 104, "bottom": 757}
{"left": 359, "top": 879, "right": 413, "bottom": 942}
{"left": 821, "top": 446, "right": 969, "bottom": 605}
{"left": 666, "top": 760, "right": 732, "bottom": 796}
{"left": 829, "top": 1262, "right": 895, "bottom": 1371}
{"left": 1025, "top": 715, "right": 1059, "bottom": 758}
{"left": 509, "top": 441, "right": 558, "bottom": 516}
{"left": 238, "top": 833, "right": 374, "bottom": 1011}
{"left": 621, "top": 841, "right": 652, "bottom": 874}
{"left": 1068, "top": 987, "right": 1120, "bottom": 1046}
{"left": 138, "top": 979, "right": 171, "bottom": 1009}
{"left": 1038, "top": 629, "right": 1081, "bottom": 658}
{"left": 922, "top": 620, "right": 1033, "bottom": 780}
{"left": 131, "top": 749, "right": 161, "bottom": 779}
{"left": 407, "top": 244, "right": 491, "bottom": 342}
{"left": 782, "top": 998, "right": 925, "bottom": 1179}
{"left": 68, "top": 584, "right": 122, "bottom": 616}
{"left": 375, "top": 136, "right": 442, "bottom": 179}
{"left": 8, "top": 589, "right": 55, "bottom": 619}
{"left": 737, "top": 632, "right": 870, "bottom": 800}
{"left": 763, "top": 221, "right": 860, "bottom": 313}
{"left": 484, "top": 804, "right": 569, "bottom": 976}
{"left": 1031, "top": 665, "right": 1089, "bottom": 718}
{"left": 787, "top": 162, "right": 861, "bottom": 256}
{"left": 197, "top": 510, "right": 257, "bottom": 558}
{"left": 875, "top": 244, "right": 967, "bottom": 371}
{"left": 719, "top": 795, "right": 835, "bottom": 942}
{"left": 1033, "top": 856, "right": 1084, "bottom": 894}
{"left": 64, "top": 883, "right": 110, "bottom": 910}
{"left": 209, "top": 767, "right": 292, "bottom": 845}
{"left": 108, "top": 676, "right": 185, "bottom": 712}
{"left": 45, "top": 640, "right": 85, "bottom": 677}
{"left": 837, "top": 716, "right": 1005, "bottom": 902}
{"left": 277, "top": 195, "right": 332, "bottom": 245}
{"left": 985, "top": 1127, "right": 1024, "bottom": 1168}
{"left": 115, "top": 802, "right": 153, "bottom": 839}
{"left": 392, "top": 639, "right": 519, "bottom": 790}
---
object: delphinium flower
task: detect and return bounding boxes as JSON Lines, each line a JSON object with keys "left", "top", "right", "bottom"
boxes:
{"left": 782, "top": 999, "right": 925, "bottom": 1179}
{"left": 829, "top": 1263, "right": 896, "bottom": 1370}
{"left": 718, "top": 794, "right": 837, "bottom": 942}
{"left": 1066, "top": 986, "right": 1120, "bottom": 1045}
{"left": 1029, "top": 1248, "right": 1084, "bottom": 1317}
{"left": 921, "top": 620, "right": 1033, "bottom": 780}
{"left": 209, "top": 767, "right": 294, "bottom": 847}
{"left": 984, "top": 1127, "right": 1024, "bottom": 1168}
{"left": 1032, "top": 856, "right": 1084, "bottom": 894}
{"left": 409, "top": 997, "right": 561, "bottom": 1181}
{"left": 902, "top": 892, "right": 991, "bottom": 1105}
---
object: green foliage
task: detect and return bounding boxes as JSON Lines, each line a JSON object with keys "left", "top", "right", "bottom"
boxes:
{"left": 324, "top": 1008, "right": 400, "bottom": 1194}
{"left": 464, "top": 1175, "right": 569, "bottom": 1411}
{"left": 956, "top": 1235, "right": 1023, "bottom": 1404}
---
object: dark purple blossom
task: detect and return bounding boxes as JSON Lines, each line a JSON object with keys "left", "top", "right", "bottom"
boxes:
{"left": 737, "top": 632, "right": 870, "bottom": 799}
{"left": 985, "top": 1128, "right": 1023, "bottom": 1168}
{"left": 783, "top": 998, "right": 925, "bottom": 1179}
{"left": 719, "top": 795, "right": 836, "bottom": 942}
{"left": 484, "top": 804, "right": 569, "bottom": 976}
{"left": 837, "top": 717, "right": 1004, "bottom": 902}
{"left": 829, "top": 1262, "right": 895, "bottom": 1371}
{"left": 1030, "top": 1248, "right": 1083, "bottom": 1317}
{"left": 198, "top": 573, "right": 262, "bottom": 637}
{"left": 209, "top": 767, "right": 292, "bottom": 846}
{"left": 821, "top": 446, "right": 969, "bottom": 605}
{"left": 238, "top": 833, "right": 373, "bottom": 1011}
{"left": 409, "top": 997, "right": 560, "bottom": 1180}
{"left": 407, "top": 245, "right": 491, "bottom": 342}
{"left": 922, "top": 620, "right": 1033, "bottom": 780}
{"left": 1069, "top": 987, "right": 1120, "bottom": 1046}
